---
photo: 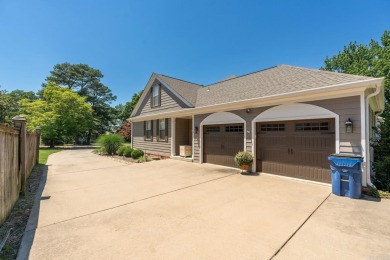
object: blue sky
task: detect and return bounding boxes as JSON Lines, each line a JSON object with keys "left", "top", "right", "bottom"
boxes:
{"left": 0, "top": 1, "right": 389, "bottom": 105}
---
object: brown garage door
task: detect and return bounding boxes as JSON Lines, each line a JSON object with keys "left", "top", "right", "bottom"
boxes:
{"left": 203, "top": 124, "right": 244, "bottom": 168}
{"left": 256, "top": 119, "right": 335, "bottom": 183}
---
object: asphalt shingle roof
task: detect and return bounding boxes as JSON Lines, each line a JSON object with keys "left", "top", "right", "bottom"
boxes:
{"left": 157, "top": 74, "right": 203, "bottom": 106}
{"left": 195, "top": 65, "right": 373, "bottom": 107}
{"left": 153, "top": 65, "right": 375, "bottom": 108}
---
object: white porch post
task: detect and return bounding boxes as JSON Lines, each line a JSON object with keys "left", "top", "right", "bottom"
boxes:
{"left": 171, "top": 117, "right": 176, "bottom": 156}
{"left": 360, "top": 93, "right": 367, "bottom": 187}
{"left": 192, "top": 115, "right": 195, "bottom": 160}
{"left": 130, "top": 121, "right": 133, "bottom": 149}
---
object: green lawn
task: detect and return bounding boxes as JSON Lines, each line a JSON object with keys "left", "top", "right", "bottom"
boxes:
{"left": 39, "top": 148, "right": 63, "bottom": 164}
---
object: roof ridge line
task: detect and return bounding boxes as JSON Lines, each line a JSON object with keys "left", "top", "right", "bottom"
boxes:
{"left": 280, "top": 64, "right": 374, "bottom": 78}
{"left": 157, "top": 73, "right": 204, "bottom": 87}
{"left": 206, "top": 65, "right": 279, "bottom": 87}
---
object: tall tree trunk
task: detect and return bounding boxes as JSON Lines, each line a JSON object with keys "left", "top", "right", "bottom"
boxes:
{"left": 50, "top": 139, "right": 55, "bottom": 148}
{"left": 87, "top": 129, "right": 92, "bottom": 145}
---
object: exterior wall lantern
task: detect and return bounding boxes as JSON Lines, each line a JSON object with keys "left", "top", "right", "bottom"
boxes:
{"left": 246, "top": 108, "right": 251, "bottom": 114}
{"left": 194, "top": 126, "right": 199, "bottom": 134}
{"left": 345, "top": 118, "right": 353, "bottom": 133}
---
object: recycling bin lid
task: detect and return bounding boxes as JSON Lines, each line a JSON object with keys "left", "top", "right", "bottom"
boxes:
{"left": 329, "top": 153, "right": 363, "bottom": 159}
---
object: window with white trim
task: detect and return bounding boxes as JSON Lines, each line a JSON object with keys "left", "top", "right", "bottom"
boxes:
{"left": 158, "top": 119, "right": 167, "bottom": 141}
{"left": 145, "top": 121, "right": 152, "bottom": 140}
{"left": 152, "top": 85, "right": 160, "bottom": 107}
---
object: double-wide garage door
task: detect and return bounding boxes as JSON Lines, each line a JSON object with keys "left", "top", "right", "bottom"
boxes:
{"left": 202, "top": 119, "right": 335, "bottom": 183}
{"left": 203, "top": 124, "right": 244, "bottom": 168}
{"left": 256, "top": 119, "right": 335, "bottom": 183}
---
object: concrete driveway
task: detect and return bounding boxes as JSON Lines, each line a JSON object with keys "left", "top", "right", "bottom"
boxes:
{"left": 18, "top": 149, "right": 390, "bottom": 260}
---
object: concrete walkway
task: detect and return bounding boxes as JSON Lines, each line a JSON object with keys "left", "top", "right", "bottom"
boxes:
{"left": 18, "top": 149, "right": 390, "bottom": 259}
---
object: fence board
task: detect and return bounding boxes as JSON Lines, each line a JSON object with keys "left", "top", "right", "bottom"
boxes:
{"left": 0, "top": 124, "right": 39, "bottom": 224}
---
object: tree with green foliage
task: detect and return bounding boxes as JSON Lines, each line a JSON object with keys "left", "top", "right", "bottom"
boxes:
{"left": 43, "top": 63, "right": 117, "bottom": 144}
{"left": 43, "top": 63, "right": 104, "bottom": 92}
{"left": 0, "top": 86, "right": 10, "bottom": 123}
{"left": 117, "top": 91, "right": 143, "bottom": 122}
{"left": 0, "top": 87, "right": 38, "bottom": 124}
{"left": 20, "top": 84, "right": 94, "bottom": 147}
{"left": 114, "top": 91, "right": 143, "bottom": 141}
{"left": 321, "top": 30, "right": 390, "bottom": 191}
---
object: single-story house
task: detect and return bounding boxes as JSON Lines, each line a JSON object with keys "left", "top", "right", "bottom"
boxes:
{"left": 129, "top": 65, "right": 385, "bottom": 186}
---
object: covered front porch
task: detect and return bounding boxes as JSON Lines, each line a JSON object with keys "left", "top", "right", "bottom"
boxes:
{"left": 171, "top": 116, "right": 193, "bottom": 160}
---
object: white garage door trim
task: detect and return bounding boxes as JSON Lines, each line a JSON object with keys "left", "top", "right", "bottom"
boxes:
{"left": 251, "top": 103, "right": 340, "bottom": 172}
{"left": 200, "top": 112, "right": 246, "bottom": 164}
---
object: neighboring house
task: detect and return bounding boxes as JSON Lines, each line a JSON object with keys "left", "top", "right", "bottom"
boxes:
{"left": 129, "top": 65, "right": 385, "bottom": 185}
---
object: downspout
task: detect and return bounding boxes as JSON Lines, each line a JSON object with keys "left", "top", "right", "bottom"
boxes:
{"left": 365, "top": 84, "right": 383, "bottom": 187}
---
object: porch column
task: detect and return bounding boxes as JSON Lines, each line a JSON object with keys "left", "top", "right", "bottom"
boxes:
{"left": 171, "top": 117, "right": 176, "bottom": 156}
{"left": 360, "top": 94, "right": 367, "bottom": 187}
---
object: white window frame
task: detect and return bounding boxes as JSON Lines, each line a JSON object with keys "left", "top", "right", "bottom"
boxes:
{"left": 145, "top": 120, "right": 152, "bottom": 140}
{"left": 153, "top": 85, "right": 160, "bottom": 107}
{"left": 158, "top": 119, "right": 167, "bottom": 141}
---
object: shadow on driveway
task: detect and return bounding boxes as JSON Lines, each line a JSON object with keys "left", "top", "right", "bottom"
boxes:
{"left": 17, "top": 165, "right": 48, "bottom": 260}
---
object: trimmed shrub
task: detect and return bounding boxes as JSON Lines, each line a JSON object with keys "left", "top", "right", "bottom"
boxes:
{"left": 373, "top": 156, "right": 390, "bottom": 192}
{"left": 123, "top": 147, "right": 133, "bottom": 157}
{"left": 131, "top": 149, "right": 144, "bottom": 159}
{"left": 234, "top": 151, "right": 254, "bottom": 166}
{"left": 136, "top": 156, "right": 151, "bottom": 163}
{"left": 96, "top": 134, "right": 124, "bottom": 155}
{"left": 116, "top": 146, "right": 127, "bottom": 156}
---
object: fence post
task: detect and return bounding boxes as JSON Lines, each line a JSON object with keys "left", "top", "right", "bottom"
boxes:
{"left": 36, "top": 126, "right": 41, "bottom": 164}
{"left": 12, "top": 115, "right": 27, "bottom": 196}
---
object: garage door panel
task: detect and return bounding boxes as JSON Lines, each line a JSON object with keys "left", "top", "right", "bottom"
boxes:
{"left": 256, "top": 119, "right": 335, "bottom": 183}
{"left": 203, "top": 124, "right": 244, "bottom": 168}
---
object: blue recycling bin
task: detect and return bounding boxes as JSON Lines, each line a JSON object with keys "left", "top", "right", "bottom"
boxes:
{"left": 328, "top": 154, "right": 363, "bottom": 199}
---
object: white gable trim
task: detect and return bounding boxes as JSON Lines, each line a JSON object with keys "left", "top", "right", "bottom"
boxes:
{"left": 253, "top": 103, "right": 339, "bottom": 122}
{"left": 201, "top": 112, "right": 245, "bottom": 125}
{"left": 199, "top": 112, "right": 246, "bottom": 164}
{"left": 156, "top": 75, "right": 193, "bottom": 107}
{"left": 131, "top": 74, "right": 193, "bottom": 117}
{"left": 251, "top": 103, "right": 340, "bottom": 172}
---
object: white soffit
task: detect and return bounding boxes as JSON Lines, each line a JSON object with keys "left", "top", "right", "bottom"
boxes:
{"left": 201, "top": 112, "right": 245, "bottom": 125}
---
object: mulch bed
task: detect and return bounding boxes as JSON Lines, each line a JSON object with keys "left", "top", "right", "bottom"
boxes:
{"left": 96, "top": 154, "right": 160, "bottom": 164}
{"left": 0, "top": 164, "right": 45, "bottom": 260}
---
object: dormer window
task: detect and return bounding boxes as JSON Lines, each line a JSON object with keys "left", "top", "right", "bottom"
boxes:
{"left": 151, "top": 85, "right": 160, "bottom": 107}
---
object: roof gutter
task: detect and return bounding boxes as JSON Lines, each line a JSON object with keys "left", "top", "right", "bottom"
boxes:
{"left": 365, "top": 81, "right": 385, "bottom": 188}
{"left": 129, "top": 77, "right": 384, "bottom": 122}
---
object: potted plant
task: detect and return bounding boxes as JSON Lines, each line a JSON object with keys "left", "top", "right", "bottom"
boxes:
{"left": 234, "top": 151, "right": 254, "bottom": 172}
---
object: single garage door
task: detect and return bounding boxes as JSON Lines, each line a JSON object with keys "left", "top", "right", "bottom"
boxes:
{"left": 256, "top": 119, "right": 335, "bottom": 183}
{"left": 203, "top": 124, "right": 244, "bottom": 168}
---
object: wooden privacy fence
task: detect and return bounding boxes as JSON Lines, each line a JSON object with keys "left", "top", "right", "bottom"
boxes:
{"left": 0, "top": 116, "right": 40, "bottom": 224}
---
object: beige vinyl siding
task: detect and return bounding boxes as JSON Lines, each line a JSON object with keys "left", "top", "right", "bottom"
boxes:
{"left": 308, "top": 96, "right": 361, "bottom": 154}
{"left": 193, "top": 96, "right": 361, "bottom": 163}
{"left": 134, "top": 81, "right": 190, "bottom": 117}
{"left": 132, "top": 119, "right": 171, "bottom": 157}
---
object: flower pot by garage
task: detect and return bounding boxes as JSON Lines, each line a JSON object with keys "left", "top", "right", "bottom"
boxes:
{"left": 240, "top": 164, "right": 250, "bottom": 171}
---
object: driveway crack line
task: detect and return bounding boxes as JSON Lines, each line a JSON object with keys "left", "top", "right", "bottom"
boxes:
{"left": 29, "top": 172, "right": 238, "bottom": 232}
{"left": 269, "top": 192, "right": 332, "bottom": 260}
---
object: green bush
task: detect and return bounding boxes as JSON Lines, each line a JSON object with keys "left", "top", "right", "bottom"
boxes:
{"left": 369, "top": 185, "right": 380, "bottom": 198}
{"left": 92, "top": 147, "right": 106, "bottom": 155}
{"left": 96, "top": 134, "right": 124, "bottom": 155}
{"left": 123, "top": 147, "right": 133, "bottom": 157}
{"left": 136, "top": 156, "right": 151, "bottom": 163}
{"left": 373, "top": 156, "right": 390, "bottom": 192}
{"left": 116, "top": 146, "right": 127, "bottom": 156}
{"left": 131, "top": 149, "right": 144, "bottom": 159}
{"left": 234, "top": 151, "right": 254, "bottom": 166}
